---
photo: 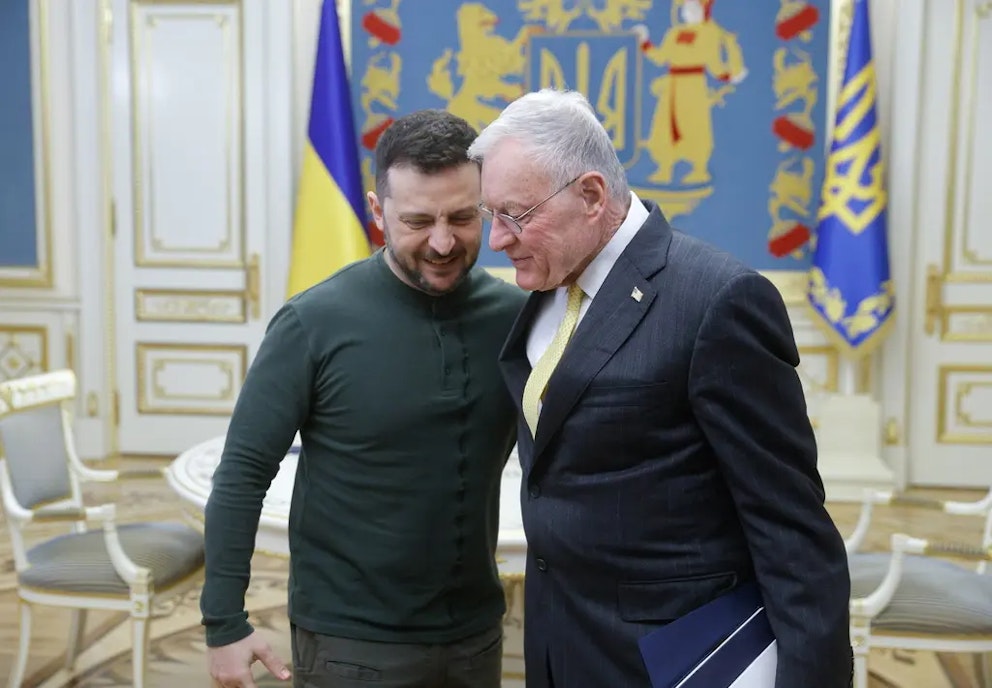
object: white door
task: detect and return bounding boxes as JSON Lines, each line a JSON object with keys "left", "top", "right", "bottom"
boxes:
{"left": 907, "top": 0, "right": 992, "bottom": 487}
{"left": 108, "top": 0, "right": 290, "bottom": 454}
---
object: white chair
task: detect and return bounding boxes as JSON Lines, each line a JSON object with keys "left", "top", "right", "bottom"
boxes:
{"left": 845, "top": 487, "right": 992, "bottom": 688}
{"left": 0, "top": 370, "right": 205, "bottom": 688}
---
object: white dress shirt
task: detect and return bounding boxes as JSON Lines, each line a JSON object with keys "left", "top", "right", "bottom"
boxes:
{"left": 526, "top": 191, "right": 650, "bottom": 368}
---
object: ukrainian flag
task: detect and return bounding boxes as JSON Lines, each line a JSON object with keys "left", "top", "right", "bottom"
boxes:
{"left": 287, "top": 0, "right": 370, "bottom": 298}
{"left": 807, "top": 0, "right": 893, "bottom": 357}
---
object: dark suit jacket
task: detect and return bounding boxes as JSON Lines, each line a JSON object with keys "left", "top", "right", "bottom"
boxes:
{"left": 500, "top": 203, "right": 852, "bottom": 688}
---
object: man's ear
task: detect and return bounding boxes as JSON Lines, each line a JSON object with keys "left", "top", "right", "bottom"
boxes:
{"left": 578, "top": 172, "right": 608, "bottom": 218}
{"left": 367, "top": 191, "right": 385, "bottom": 230}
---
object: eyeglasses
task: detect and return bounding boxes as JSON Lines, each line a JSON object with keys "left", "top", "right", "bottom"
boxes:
{"left": 478, "top": 175, "right": 581, "bottom": 234}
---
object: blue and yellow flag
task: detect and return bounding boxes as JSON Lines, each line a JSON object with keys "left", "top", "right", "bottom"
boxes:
{"left": 287, "top": 0, "right": 370, "bottom": 298}
{"left": 807, "top": 0, "right": 893, "bottom": 357}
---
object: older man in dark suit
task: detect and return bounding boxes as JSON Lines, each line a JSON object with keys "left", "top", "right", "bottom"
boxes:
{"left": 468, "top": 88, "right": 852, "bottom": 688}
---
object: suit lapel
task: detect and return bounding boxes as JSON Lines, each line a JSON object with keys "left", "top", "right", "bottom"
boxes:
{"left": 530, "top": 259, "right": 655, "bottom": 460}
{"left": 531, "top": 204, "right": 673, "bottom": 464}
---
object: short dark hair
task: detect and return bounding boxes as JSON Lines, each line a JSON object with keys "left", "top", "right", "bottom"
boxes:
{"left": 374, "top": 109, "right": 478, "bottom": 198}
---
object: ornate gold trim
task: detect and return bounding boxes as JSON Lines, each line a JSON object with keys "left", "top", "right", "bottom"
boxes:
{"left": 936, "top": 364, "right": 992, "bottom": 444}
{"left": 884, "top": 417, "right": 900, "bottom": 446}
{"left": 0, "top": 368, "right": 73, "bottom": 416}
{"left": 954, "top": 381, "right": 992, "bottom": 427}
{"left": 86, "top": 391, "right": 100, "bottom": 417}
{"left": 941, "top": 305, "right": 992, "bottom": 342}
{"left": 65, "top": 330, "right": 75, "bottom": 371}
{"left": 135, "top": 342, "right": 247, "bottom": 416}
{"left": 0, "top": 325, "right": 50, "bottom": 381}
{"left": 134, "top": 288, "right": 247, "bottom": 323}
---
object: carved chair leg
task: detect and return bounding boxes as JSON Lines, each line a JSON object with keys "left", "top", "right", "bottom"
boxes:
{"left": 8, "top": 601, "right": 32, "bottom": 688}
{"left": 131, "top": 616, "right": 150, "bottom": 688}
{"left": 65, "top": 608, "right": 87, "bottom": 671}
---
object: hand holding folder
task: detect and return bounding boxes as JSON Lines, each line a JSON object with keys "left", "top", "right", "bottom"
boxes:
{"left": 638, "top": 581, "right": 777, "bottom": 688}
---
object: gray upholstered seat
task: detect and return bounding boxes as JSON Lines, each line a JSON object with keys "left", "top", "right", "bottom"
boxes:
{"left": 850, "top": 552, "right": 992, "bottom": 634}
{"left": 21, "top": 522, "right": 205, "bottom": 595}
{"left": 844, "top": 488, "right": 992, "bottom": 688}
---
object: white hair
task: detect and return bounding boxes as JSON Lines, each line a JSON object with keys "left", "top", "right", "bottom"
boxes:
{"left": 467, "top": 88, "right": 630, "bottom": 201}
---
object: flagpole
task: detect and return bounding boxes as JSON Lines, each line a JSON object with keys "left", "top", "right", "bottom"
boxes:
{"left": 827, "top": 0, "right": 859, "bottom": 402}
{"left": 838, "top": 358, "right": 857, "bottom": 395}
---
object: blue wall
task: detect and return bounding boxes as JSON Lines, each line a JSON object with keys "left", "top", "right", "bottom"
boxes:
{"left": 0, "top": 0, "right": 39, "bottom": 268}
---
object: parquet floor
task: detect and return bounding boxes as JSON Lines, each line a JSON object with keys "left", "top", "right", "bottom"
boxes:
{"left": 0, "top": 458, "right": 989, "bottom": 687}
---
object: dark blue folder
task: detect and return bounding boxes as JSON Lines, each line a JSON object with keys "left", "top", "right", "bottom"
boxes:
{"left": 637, "top": 581, "right": 776, "bottom": 688}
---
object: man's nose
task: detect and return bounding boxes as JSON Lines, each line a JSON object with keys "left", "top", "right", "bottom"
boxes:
{"left": 428, "top": 223, "right": 456, "bottom": 255}
{"left": 488, "top": 217, "right": 515, "bottom": 252}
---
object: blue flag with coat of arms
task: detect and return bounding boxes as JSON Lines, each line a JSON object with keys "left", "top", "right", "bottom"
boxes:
{"left": 807, "top": 0, "right": 893, "bottom": 358}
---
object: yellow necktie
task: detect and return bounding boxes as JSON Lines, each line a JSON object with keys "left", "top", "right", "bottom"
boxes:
{"left": 523, "top": 284, "right": 584, "bottom": 437}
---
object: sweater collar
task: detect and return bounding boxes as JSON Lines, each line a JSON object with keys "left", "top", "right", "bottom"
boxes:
{"left": 372, "top": 248, "right": 475, "bottom": 311}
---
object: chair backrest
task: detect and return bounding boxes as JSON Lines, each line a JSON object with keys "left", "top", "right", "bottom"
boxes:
{"left": 0, "top": 370, "right": 78, "bottom": 511}
{"left": 816, "top": 393, "right": 882, "bottom": 457}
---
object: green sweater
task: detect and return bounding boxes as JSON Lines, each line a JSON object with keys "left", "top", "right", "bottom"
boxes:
{"left": 201, "top": 250, "right": 527, "bottom": 647}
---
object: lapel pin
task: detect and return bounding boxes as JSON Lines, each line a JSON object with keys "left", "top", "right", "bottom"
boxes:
{"left": 631, "top": 287, "right": 643, "bottom": 302}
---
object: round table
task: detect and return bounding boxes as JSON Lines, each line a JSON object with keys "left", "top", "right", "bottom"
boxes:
{"left": 164, "top": 437, "right": 528, "bottom": 577}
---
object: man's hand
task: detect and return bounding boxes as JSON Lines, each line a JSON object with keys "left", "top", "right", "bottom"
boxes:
{"left": 208, "top": 631, "right": 291, "bottom": 687}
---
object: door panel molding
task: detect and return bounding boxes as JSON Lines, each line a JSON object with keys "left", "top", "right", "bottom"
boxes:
{"left": 135, "top": 288, "right": 248, "bottom": 323}
{"left": 942, "top": 0, "right": 992, "bottom": 281}
{"left": 936, "top": 365, "right": 992, "bottom": 444}
{"left": 135, "top": 342, "right": 246, "bottom": 415}
{"left": 129, "top": 1, "right": 245, "bottom": 268}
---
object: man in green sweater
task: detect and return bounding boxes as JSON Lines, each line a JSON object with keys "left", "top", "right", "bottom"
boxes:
{"left": 202, "top": 110, "right": 527, "bottom": 688}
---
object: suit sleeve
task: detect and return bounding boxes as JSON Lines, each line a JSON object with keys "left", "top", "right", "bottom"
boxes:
{"left": 200, "top": 304, "right": 314, "bottom": 647}
{"left": 688, "top": 271, "right": 853, "bottom": 688}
